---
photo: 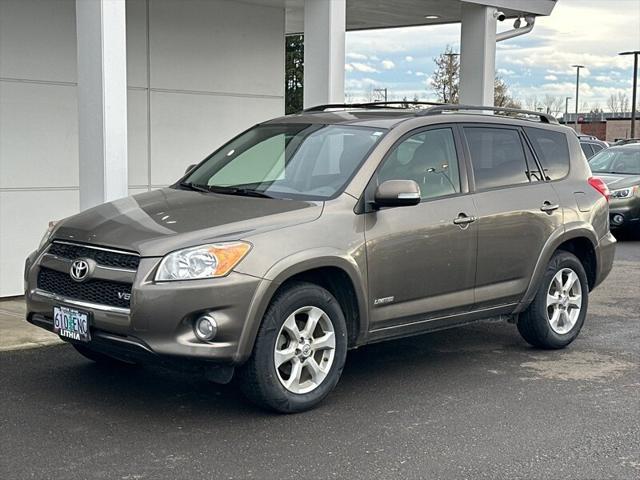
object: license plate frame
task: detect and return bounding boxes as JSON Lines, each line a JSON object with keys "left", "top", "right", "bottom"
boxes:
{"left": 53, "top": 306, "right": 91, "bottom": 343}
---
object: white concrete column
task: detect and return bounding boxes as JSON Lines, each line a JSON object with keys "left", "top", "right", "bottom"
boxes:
{"left": 303, "top": 0, "right": 346, "bottom": 108}
{"left": 459, "top": 3, "right": 497, "bottom": 106}
{"left": 76, "top": 0, "right": 128, "bottom": 210}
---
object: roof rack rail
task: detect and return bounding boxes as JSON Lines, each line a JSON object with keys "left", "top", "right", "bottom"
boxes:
{"left": 418, "top": 104, "right": 558, "bottom": 124}
{"left": 303, "top": 101, "right": 444, "bottom": 112}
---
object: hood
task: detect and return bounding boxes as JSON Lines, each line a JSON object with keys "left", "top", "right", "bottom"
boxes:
{"left": 53, "top": 188, "right": 323, "bottom": 256}
{"left": 595, "top": 173, "right": 640, "bottom": 191}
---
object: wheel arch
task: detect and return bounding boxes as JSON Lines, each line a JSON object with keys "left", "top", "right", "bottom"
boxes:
{"left": 514, "top": 224, "right": 599, "bottom": 313}
{"left": 235, "top": 250, "right": 368, "bottom": 364}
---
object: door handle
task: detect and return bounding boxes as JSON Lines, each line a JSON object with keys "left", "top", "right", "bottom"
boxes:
{"left": 453, "top": 213, "right": 477, "bottom": 226}
{"left": 540, "top": 201, "right": 559, "bottom": 213}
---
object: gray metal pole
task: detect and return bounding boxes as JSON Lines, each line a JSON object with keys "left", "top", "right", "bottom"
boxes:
{"left": 631, "top": 53, "right": 638, "bottom": 138}
{"left": 573, "top": 65, "right": 583, "bottom": 130}
{"left": 619, "top": 51, "right": 640, "bottom": 139}
{"left": 565, "top": 96, "right": 571, "bottom": 122}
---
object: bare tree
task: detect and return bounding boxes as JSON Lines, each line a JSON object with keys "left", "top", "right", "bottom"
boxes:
{"left": 541, "top": 95, "right": 564, "bottom": 116}
{"left": 524, "top": 95, "right": 543, "bottom": 112}
{"left": 430, "top": 45, "right": 460, "bottom": 103}
{"left": 494, "top": 76, "right": 521, "bottom": 108}
{"left": 618, "top": 92, "right": 630, "bottom": 113}
{"left": 607, "top": 93, "right": 619, "bottom": 114}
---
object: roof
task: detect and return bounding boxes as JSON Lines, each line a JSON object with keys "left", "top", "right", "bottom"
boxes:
{"left": 239, "top": 0, "right": 557, "bottom": 34}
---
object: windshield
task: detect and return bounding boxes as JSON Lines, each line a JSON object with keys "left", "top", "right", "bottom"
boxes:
{"left": 182, "top": 124, "right": 386, "bottom": 200}
{"left": 589, "top": 148, "right": 640, "bottom": 175}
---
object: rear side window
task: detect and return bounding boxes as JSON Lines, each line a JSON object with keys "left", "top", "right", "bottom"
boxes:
{"left": 464, "top": 127, "right": 530, "bottom": 190}
{"left": 524, "top": 127, "right": 570, "bottom": 180}
{"left": 591, "top": 143, "right": 604, "bottom": 153}
{"left": 580, "top": 143, "right": 594, "bottom": 159}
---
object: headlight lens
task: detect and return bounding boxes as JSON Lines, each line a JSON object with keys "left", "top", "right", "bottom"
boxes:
{"left": 38, "top": 220, "right": 58, "bottom": 249}
{"left": 155, "top": 242, "right": 251, "bottom": 281}
{"left": 610, "top": 185, "right": 638, "bottom": 199}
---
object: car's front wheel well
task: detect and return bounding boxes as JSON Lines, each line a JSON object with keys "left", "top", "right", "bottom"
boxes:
{"left": 275, "top": 267, "right": 361, "bottom": 347}
{"left": 556, "top": 237, "right": 597, "bottom": 290}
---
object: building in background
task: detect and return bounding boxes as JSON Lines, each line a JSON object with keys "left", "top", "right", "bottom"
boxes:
{"left": 0, "top": 0, "right": 557, "bottom": 296}
{"left": 562, "top": 112, "right": 638, "bottom": 142}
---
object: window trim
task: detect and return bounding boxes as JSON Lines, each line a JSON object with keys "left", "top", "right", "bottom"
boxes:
{"left": 460, "top": 123, "right": 542, "bottom": 193}
{"left": 360, "top": 123, "right": 470, "bottom": 212}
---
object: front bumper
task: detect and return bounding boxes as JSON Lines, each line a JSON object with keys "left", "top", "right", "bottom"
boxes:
{"left": 609, "top": 197, "right": 640, "bottom": 228}
{"left": 25, "top": 247, "right": 266, "bottom": 366}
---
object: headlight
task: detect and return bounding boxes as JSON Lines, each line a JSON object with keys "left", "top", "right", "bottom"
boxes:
{"left": 155, "top": 242, "right": 251, "bottom": 281}
{"left": 38, "top": 220, "right": 58, "bottom": 249}
{"left": 610, "top": 185, "right": 638, "bottom": 199}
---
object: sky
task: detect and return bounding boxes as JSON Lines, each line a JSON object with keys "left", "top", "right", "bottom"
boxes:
{"left": 344, "top": 0, "right": 640, "bottom": 111}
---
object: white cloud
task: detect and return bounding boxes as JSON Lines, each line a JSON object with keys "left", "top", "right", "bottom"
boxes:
{"left": 544, "top": 74, "right": 558, "bottom": 81}
{"left": 381, "top": 59, "right": 395, "bottom": 70}
{"left": 345, "top": 63, "right": 354, "bottom": 72}
{"left": 350, "top": 62, "right": 379, "bottom": 73}
{"left": 405, "top": 55, "right": 414, "bottom": 62}
{"left": 498, "top": 68, "right": 515, "bottom": 76}
{"left": 406, "top": 70, "right": 413, "bottom": 75}
{"left": 415, "top": 71, "right": 426, "bottom": 77}
{"left": 346, "top": 52, "right": 368, "bottom": 60}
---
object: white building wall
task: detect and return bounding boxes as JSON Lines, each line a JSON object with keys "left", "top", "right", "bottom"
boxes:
{"left": 0, "top": 0, "right": 285, "bottom": 296}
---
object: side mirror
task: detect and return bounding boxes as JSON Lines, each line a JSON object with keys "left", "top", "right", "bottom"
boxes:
{"left": 185, "top": 164, "right": 197, "bottom": 175}
{"left": 373, "top": 180, "right": 421, "bottom": 208}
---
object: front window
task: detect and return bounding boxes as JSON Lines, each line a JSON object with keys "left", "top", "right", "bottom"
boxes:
{"left": 182, "top": 124, "right": 385, "bottom": 200}
{"left": 589, "top": 148, "right": 640, "bottom": 175}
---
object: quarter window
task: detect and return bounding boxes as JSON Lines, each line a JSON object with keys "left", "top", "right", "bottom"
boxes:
{"left": 378, "top": 128, "right": 461, "bottom": 200}
{"left": 524, "top": 127, "right": 571, "bottom": 180}
{"left": 464, "top": 127, "right": 531, "bottom": 190}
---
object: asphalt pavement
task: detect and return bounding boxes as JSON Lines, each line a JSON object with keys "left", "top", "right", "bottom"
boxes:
{"left": 1, "top": 237, "right": 638, "bottom": 480}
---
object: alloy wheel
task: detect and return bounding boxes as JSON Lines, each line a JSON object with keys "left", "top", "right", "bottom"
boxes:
{"left": 546, "top": 268, "right": 582, "bottom": 335}
{"left": 273, "top": 306, "right": 336, "bottom": 394}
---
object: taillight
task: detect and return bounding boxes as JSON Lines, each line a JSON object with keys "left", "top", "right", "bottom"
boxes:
{"left": 588, "top": 176, "right": 610, "bottom": 201}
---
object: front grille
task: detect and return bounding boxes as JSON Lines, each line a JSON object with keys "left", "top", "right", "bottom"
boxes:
{"left": 37, "top": 267, "right": 132, "bottom": 309}
{"left": 48, "top": 242, "right": 140, "bottom": 270}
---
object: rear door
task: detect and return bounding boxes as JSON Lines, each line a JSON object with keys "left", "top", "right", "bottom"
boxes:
{"left": 462, "top": 124, "right": 563, "bottom": 309}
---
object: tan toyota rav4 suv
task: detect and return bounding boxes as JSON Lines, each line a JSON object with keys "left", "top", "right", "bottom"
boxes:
{"left": 25, "top": 104, "right": 616, "bottom": 412}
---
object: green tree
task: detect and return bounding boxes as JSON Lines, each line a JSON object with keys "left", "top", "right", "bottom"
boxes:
{"left": 285, "top": 35, "right": 304, "bottom": 114}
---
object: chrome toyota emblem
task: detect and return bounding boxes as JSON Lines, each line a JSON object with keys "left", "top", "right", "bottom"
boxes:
{"left": 70, "top": 259, "right": 90, "bottom": 282}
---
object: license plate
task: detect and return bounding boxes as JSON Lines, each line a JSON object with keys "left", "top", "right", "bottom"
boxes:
{"left": 53, "top": 306, "right": 91, "bottom": 342}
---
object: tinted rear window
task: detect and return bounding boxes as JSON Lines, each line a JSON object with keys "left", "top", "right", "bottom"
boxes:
{"left": 524, "top": 127, "right": 571, "bottom": 179}
{"left": 464, "top": 127, "right": 530, "bottom": 190}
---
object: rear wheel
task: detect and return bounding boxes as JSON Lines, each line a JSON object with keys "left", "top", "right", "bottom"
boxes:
{"left": 238, "top": 282, "right": 348, "bottom": 413}
{"left": 72, "top": 344, "right": 136, "bottom": 366}
{"left": 518, "top": 251, "right": 589, "bottom": 349}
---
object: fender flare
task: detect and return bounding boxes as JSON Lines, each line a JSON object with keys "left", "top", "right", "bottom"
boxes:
{"left": 514, "top": 223, "right": 599, "bottom": 313}
{"left": 233, "top": 249, "right": 368, "bottom": 364}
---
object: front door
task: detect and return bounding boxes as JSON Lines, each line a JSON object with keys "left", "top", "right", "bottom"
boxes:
{"left": 364, "top": 126, "right": 478, "bottom": 333}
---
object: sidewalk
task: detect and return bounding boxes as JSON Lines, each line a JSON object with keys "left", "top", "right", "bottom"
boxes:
{"left": 0, "top": 297, "right": 62, "bottom": 351}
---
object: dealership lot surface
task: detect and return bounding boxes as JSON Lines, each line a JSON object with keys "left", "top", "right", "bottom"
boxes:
{"left": 1, "top": 238, "right": 638, "bottom": 480}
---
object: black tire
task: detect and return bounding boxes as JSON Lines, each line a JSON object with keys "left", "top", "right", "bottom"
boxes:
{"left": 518, "top": 251, "right": 589, "bottom": 349}
{"left": 72, "top": 344, "right": 136, "bottom": 366}
{"left": 238, "top": 282, "right": 348, "bottom": 413}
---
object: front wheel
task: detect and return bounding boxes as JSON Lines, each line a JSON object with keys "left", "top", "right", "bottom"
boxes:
{"left": 518, "top": 251, "right": 589, "bottom": 349}
{"left": 238, "top": 282, "right": 348, "bottom": 413}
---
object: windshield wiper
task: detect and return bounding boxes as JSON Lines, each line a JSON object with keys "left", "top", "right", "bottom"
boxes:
{"left": 179, "top": 181, "right": 274, "bottom": 198}
{"left": 207, "top": 185, "right": 274, "bottom": 199}
{"left": 179, "top": 181, "right": 211, "bottom": 193}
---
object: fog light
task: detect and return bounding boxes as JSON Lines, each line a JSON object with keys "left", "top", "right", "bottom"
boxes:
{"left": 194, "top": 314, "right": 217, "bottom": 341}
{"left": 612, "top": 214, "right": 624, "bottom": 226}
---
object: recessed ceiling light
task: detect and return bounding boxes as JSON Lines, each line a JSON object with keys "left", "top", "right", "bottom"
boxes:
{"left": 425, "top": 15, "right": 440, "bottom": 19}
